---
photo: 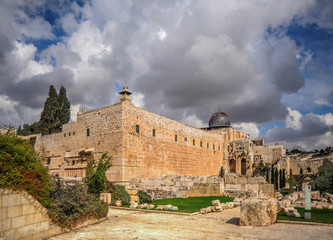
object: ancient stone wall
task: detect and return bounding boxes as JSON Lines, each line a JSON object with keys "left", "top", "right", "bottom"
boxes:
{"left": 130, "top": 174, "right": 224, "bottom": 199}
{"left": 35, "top": 103, "right": 124, "bottom": 182}
{"left": 0, "top": 188, "right": 61, "bottom": 239}
{"left": 253, "top": 144, "right": 286, "bottom": 165}
{"left": 289, "top": 153, "right": 333, "bottom": 175}
{"left": 121, "top": 104, "right": 226, "bottom": 182}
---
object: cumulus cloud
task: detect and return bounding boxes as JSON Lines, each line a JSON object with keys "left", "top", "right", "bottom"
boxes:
{"left": 0, "top": 0, "right": 332, "bottom": 151}
{"left": 266, "top": 111, "right": 333, "bottom": 150}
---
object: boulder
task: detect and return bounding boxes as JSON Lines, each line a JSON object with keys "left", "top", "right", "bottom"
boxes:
{"left": 170, "top": 206, "right": 178, "bottom": 211}
{"left": 130, "top": 195, "right": 140, "bottom": 203}
{"left": 316, "top": 205, "right": 323, "bottom": 209}
{"left": 200, "top": 207, "right": 212, "bottom": 214}
{"left": 280, "top": 207, "right": 296, "bottom": 213}
{"left": 311, "top": 191, "right": 321, "bottom": 201}
{"left": 147, "top": 204, "right": 155, "bottom": 210}
{"left": 156, "top": 205, "right": 164, "bottom": 210}
{"left": 115, "top": 200, "right": 122, "bottom": 207}
{"left": 293, "top": 201, "right": 304, "bottom": 207}
{"left": 277, "top": 200, "right": 291, "bottom": 210}
{"left": 212, "top": 199, "right": 221, "bottom": 206}
{"left": 286, "top": 211, "right": 301, "bottom": 218}
{"left": 322, "top": 192, "right": 333, "bottom": 203}
{"left": 240, "top": 197, "right": 277, "bottom": 226}
{"left": 130, "top": 202, "right": 138, "bottom": 208}
{"left": 328, "top": 205, "right": 333, "bottom": 210}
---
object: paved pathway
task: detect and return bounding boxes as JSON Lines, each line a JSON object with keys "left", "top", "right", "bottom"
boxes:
{"left": 49, "top": 207, "right": 333, "bottom": 240}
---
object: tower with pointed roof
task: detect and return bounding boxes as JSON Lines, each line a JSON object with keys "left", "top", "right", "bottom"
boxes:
{"left": 119, "top": 84, "right": 132, "bottom": 104}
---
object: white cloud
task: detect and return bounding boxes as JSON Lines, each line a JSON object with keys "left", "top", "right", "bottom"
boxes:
{"left": 233, "top": 122, "right": 260, "bottom": 139}
{"left": 285, "top": 108, "right": 302, "bottom": 130}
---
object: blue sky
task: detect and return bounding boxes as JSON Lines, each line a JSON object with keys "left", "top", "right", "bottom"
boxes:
{"left": 0, "top": 0, "right": 332, "bottom": 150}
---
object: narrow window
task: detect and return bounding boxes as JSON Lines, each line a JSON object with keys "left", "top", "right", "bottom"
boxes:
{"left": 47, "top": 158, "right": 51, "bottom": 165}
{"left": 193, "top": 139, "right": 195, "bottom": 146}
{"left": 175, "top": 135, "right": 177, "bottom": 142}
{"left": 213, "top": 144, "right": 215, "bottom": 150}
{"left": 207, "top": 143, "right": 209, "bottom": 149}
{"left": 73, "top": 131, "right": 75, "bottom": 136}
{"left": 136, "top": 125, "right": 140, "bottom": 133}
{"left": 152, "top": 129, "right": 156, "bottom": 137}
{"left": 87, "top": 128, "right": 90, "bottom": 136}
{"left": 69, "top": 132, "right": 71, "bottom": 136}
{"left": 184, "top": 137, "right": 187, "bottom": 142}
{"left": 218, "top": 145, "right": 220, "bottom": 151}
{"left": 64, "top": 133, "right": 66, "bottom": 137}
{"left": 200, "top": 141, "right": 203, "bottom": 147}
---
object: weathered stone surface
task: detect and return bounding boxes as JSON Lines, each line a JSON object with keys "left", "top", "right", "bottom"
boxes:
{"left": 286, "top": 211, "right": 301, "bottom": 218}
{"left": 147, "top": 204, "right": 155, "bottom": 210}
{"left": 240, "top": 197, "right": 277, "bottom": 226}
{"left": 130, "top": 195, "right": 139, "bottom": 203}
{"left": 156, "top": 205, "right": 163, "bottom": 210}
{"left": 170, "top": 206, "right": 178, "bottom": 211}
{"left": 212, "top": 200, "right": 220, "bottom": 206}
{"left": 322, "top": 192, "right": 333, "bottom": 203}
{"left": 277, "top": 200, "right": 291, "bottom": 210}
{"left": 316, "top": 205, "right": 323, "bottom": 209}
{"left": 130, "top": 202, "right": 138, "bottom": 208}
{"left": 311, "top": 191, "right": 321, "bottom": 201}
{"left": 328, "top": 205, "right": 333, "bottom": 210}
{"left": 115, "top": 200, "right": 122, "bottom": 207}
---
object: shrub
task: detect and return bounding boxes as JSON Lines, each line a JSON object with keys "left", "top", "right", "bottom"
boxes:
{"left": 314, "top": 159, "right": 333, "bottom": 194}
{"left": 48, "top": 177, "right": 108, "bottom": 229}
{"left": 138, "top": 190, "right": 152, "bottom": 203}
{"left": 111, "top": 185, "right": 130, "bottom": 205}
{"left": 85, "top": 153, "right": 112, "bottom": 196}
{"left": 0, "top": 135, "right": 52, "bottom": 207}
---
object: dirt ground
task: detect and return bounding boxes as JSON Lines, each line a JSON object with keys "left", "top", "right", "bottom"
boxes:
{"left": 50, "top": 207, "right": 333, "bottom": 240}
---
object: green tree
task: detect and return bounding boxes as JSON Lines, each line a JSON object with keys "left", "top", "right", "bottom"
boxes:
{"left": 289, "top": 169, "right": 293, "bottom": 191}
{"left": 282, "top": 169, "right": 286, "bottom": 188}
{"left": 279, "top": 169, "right": 282, "bottom": 189}
{"left": 39, "top": 85, "right": 61, "bottom": 135}
{"left": 85, "top": 153, "right": 113, "bottom": 196}
{"left": 266, "top": 171, "right": 269, "bottom": 183}
{"left": 314, "top": 159, "right": 333, "bottom": 194}
{"left": 58, "top": 85, "right": 71, "bottom": 125}
{"left": 271, "top": 167, "right": 275, "bottom": 186}
{"left": 275, "top": 167, "right": 279, "bottom": 190}
{"left": 219, "top": 166, "right": 224, "bottom": 178}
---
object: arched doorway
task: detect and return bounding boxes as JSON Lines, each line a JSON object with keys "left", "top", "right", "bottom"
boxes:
{"left": 229, "top": 159, "right": 236, "bottom": 173}
{"left": 241, "top": 158, "right": 246, "bottom": 175}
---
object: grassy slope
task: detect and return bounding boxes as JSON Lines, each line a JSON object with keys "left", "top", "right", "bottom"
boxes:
{"left": 153, "top": 196, "right": 234, "bottom": 213}
{"left": 278, "top": 208, "right": 333, "bottom": 224}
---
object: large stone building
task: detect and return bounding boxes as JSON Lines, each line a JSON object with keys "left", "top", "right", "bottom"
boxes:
{"left": 34, "top": 86, "right": 286, "bottom": 185}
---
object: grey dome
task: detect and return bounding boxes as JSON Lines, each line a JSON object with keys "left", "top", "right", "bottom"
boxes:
{"left": 209, "top": 112, "right": 230, "bottom": 128}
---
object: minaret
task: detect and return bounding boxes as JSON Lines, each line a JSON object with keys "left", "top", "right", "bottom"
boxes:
{"left": 119, "top": 84, "right": 132, "bottom": 104}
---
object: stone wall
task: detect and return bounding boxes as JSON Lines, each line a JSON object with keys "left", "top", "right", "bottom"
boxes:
{"left": 289, "top": 153, "right": 333, "bottom": 175}
{"left": 0, "top": 188, "right": 61, "bottom": 239}
{"left": 0, "top": 189, "right": 107, "bottom": 240}
{"left": 129, "top": 174, "right": 224, "bottom": 199}
{"left": 224, "top": 174, "right": 274, "bottom": 197}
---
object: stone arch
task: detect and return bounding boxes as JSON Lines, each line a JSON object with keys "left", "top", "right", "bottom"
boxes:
{"left": 229, "top": 159, "right": 236, "bottom": 173}
{"left": 241, "top": 158, "right": 246, "bottom": 175}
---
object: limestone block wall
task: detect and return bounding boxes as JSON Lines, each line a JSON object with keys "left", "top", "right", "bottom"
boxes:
{"left": 122, "top": 104, "right": 224, "bottom": 181}
{"left": 253, "top": 144, "right": 286, "bottom": 165}
{"left": 0, "top": 189, "right": 61, "bottom": 240}
{"left": 130, "top": 174, "right": 224, "bottom": 199}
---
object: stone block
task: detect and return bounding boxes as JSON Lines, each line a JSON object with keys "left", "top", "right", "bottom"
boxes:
{"left": 100, "top": 193, "right": 112, "bottom": 205}
{"left": 114, "top": 200, "right": 122, "bottom": 207}
{"left": 0, "top": 207, "right": 6, "bottom": 220}
{"left": 21, "top": 196, "right": 31, "bottom": 205}
{"left": 4, "top": 229, "right": 15, "bottom": 240}
{"left": 240, "top": 197, "right": 277, "bottom": 226}
{"left": 147, "top": 204, "right": 155, "bottom": 210}
{"left": 23, "top": 204, "right": 36, "bottom": 215}
{"left": 7, "top": 205, "right": 23, "bottom": 218}
{"left": 2, "top": 194, "right": 21, "bottom": 207}
{"left": 0, "top": 219, "right": 11, "bottom": 232}
{"left": 170, "top": 206, "right": 178, "bottom": 211}
{"left": 127, "top": 189, "right": 138, "bottom": 195}
{"left": 311, "top": 191, "right": 321, "bottom": 201}
{"left": 26, "top": 214, "right": 34, "bottom": 225}
{"left": 21, "top": 223, "right": 40, "bottom": 236}
{"left": 130, "top": 195, "right": 139, "bottom": 203}
{"left": 40, "top": 221, "right": 49, "bottom": 231}
{"left": 33, "top": 213, "right": 46, "bottom": 223}
{"left": 130, "top": 202, "right": 138, "bottom": 208}
{"left": 212, "top": 200, "right": 220, "bottom": 206}
{"left": 12, "top": 215, "right": 26, "bottom": 228}
{"left": 156, "top": 205, "right": 163, "bottom": 210}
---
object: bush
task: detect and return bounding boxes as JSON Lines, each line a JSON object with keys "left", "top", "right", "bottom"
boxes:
{"left": 111, "top": 185, "right": 130, "bottom": 205}
{"left": 0, "top": 135, "right": 52, "bottom": 207}
{"left": 314, "top": 159, "right": 333, "bottom": 194}
{"left": 48, "top": 177, "right": 108, "bottom": 229}
{"left": 138, "top": 190, "right": 152, "bottom": 203}
{"left": 85, "top": 153, "right": 112, "bottom": 196}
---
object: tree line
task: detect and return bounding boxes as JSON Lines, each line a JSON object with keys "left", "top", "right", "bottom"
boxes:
{"left": 18, "top": 85, "right": 70, "bottom": 136}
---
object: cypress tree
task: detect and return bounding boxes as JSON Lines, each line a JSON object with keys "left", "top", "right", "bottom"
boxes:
{"left": 289, "top": 169, "right": 293, "bottom": 191}
{"left": 58, "top": 85, "right": 71, "bottom": 125}
{"left": 266, "top": 171, "right": 269, "bottom": 183}
{"left": 275, "top": 167, "right": 279, "bottom": 190}
{"left": 271, "top": 167, "right": 275, "bottom": 186}
{"left": 279, "top": 169, "right": 282, "bottom": 189}
{"left": 282, "top": 169, "right": 286, "bottom": 188}
{"left": 39, "top": 85, "right": 61, "bottom": 135}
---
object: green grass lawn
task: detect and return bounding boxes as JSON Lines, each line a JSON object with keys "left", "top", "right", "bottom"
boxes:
{"left": 278, "top": 208, "right": 333, "bottom": 224}
{"left": 152, "top": 196, "right": 234, "bottom": 213}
